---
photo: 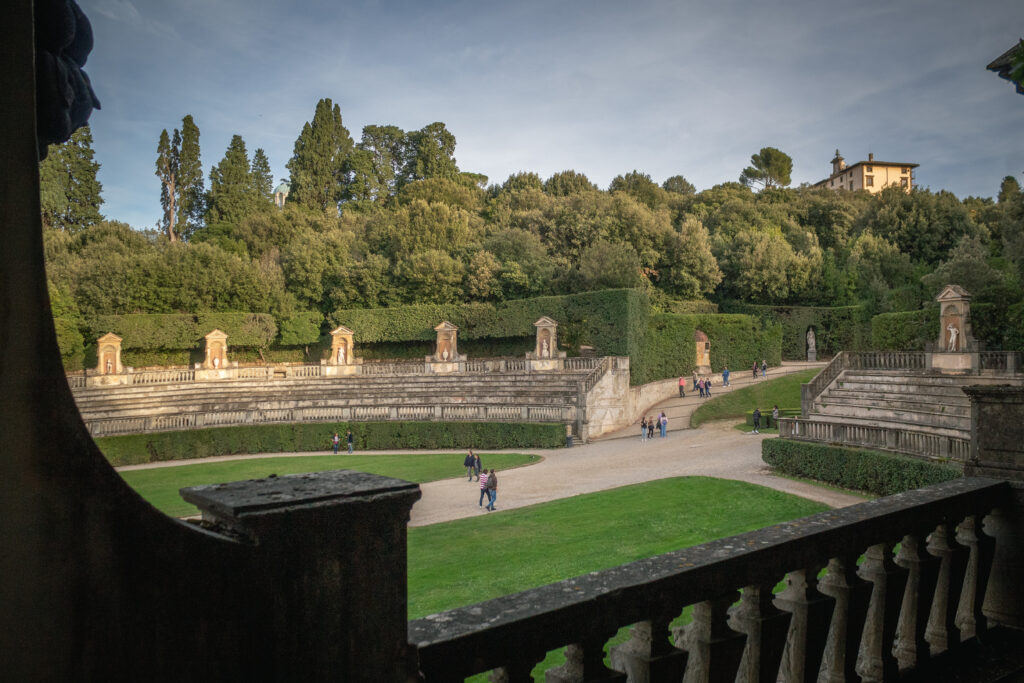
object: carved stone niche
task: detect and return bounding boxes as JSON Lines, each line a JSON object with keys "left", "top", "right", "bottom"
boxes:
{"left": 426, "top": 321, "right": 465, "bottom": 373}
{"left": 930, "top": 285, "right": 979, "bottom": 374}
{"left": 324, "top": 325, "right": 361, "bottom": 376}
{"left": 526, "top": 316, "right": 566, "bottom": 371}
{"left": 203, "top": 329, "right": 229, "bottom": 371}
{"left": 695, "top": 330, "right": 711, "bottom": 375}
{"left": 96, "top": 332, "right": 123, "bottom": 375}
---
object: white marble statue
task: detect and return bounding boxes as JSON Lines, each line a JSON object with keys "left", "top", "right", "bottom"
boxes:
{"left": 105, "top": 358, "right": 112, "bottom": 374}
{"left": 947, "top": 323, "right": 960, "bottom": 352}
{"left": 337, "top": 344, "right": 346, "bottom": 365}
{"left": 806, "top": 328, "right": 816, "bottom": 353}
{"left": 442, "top": 347, "right": 449, "bottom": 361}
{"left": 213, "top": 355, "right": 220, "bottom": 369}
{"left": 541, "top": 338, "right": 549, "bottom": 358}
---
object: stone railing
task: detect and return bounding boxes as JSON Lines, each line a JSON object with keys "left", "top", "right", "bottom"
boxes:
{"left": 129, "top": 368, "right": 197, "bottom": 385}
{"left": 847, "top": 351, "right": 928, "bottom": 371}
{"left": 564, "top": 356, "right": 601, "bottom": 371}
{"left": 410, "top": 478, "right": 1009, "bottom": 682}
{"left": 83, "top": 402, "right": 579, "bottom": 437}
{"left": 779, "top": 417, "right": 971, "bottom": 462}
{"left": 980, "top": 351, "right": 1021, "bottom": 372}
{"left": 579, "top": 356, "right": 613, "bottom": 394}
{"left": 66, "top": 373, "right": 87, "bottom": 388}
{"left": 802, "top": 352, "right": 848, "bottom": 416}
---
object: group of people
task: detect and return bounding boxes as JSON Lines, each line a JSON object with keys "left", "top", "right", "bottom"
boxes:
{"left": 750, "top": 405, "right": 780, "bottom": 434}
{"left": 330, "top": 430, "right": 354, "bottom": 454}
{"left": 640, "top": 412, "right": 668, "bottom": 441}
{"left": 694, "top": 374, "right": 713, "bottom": 399}
{"left": 753, "top": 359, "right": 767, "bottom": 379}
{"left": 463, "top": 450, "right": 498, "bottom": 510}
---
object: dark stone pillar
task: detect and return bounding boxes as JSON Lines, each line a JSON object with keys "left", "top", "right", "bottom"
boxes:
{"left": 962, "top": 385, "right": 1024, "bottom": 628}
{"left": 182, "top": 471, "right": 420, "bottom": 681}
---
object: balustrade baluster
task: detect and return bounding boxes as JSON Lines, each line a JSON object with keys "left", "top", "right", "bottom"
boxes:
{"left": 855, "top": 542, "right": 908, "bottom": 682}
{"left": 609, "top": 615, "right": 687, "bottom": 683}
{"left": 773, "top": 566, "right": 833, "bottom": 683}
{"left": 490, "top": 653, "right": 547, "bottom": 683}
{"left": 817, "top": 555, "right": 871, "bottom": 683}
{"left": 672, "top": 594, "right": 744, "bottom": 683}
{"left": 926, "top": 523, "right": 969, "bottom": 653}
{"left": 954, "top": 514, "right": 995, "bottom": 641}
{"left": 728, "top": 583, "right": 790, "bottom": 683}
{"left": 893, "top": 533, "right": 940, "bottom": 671}
{"left": 546, "top": 637, "right": 625, "bottom": 683}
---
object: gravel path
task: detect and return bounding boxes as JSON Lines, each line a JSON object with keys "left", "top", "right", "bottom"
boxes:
{"left": 118, "top": 360, "right": 868, "bottom": 525}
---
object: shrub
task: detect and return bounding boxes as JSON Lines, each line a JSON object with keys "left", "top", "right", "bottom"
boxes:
{"left": 870, "top": 309, "right": 937, "bottom": 350}
{"left": 278, "top": 311, "right": 325, "bottom": 346}
{"left": 195, "top": 312, "right": 277, "bottom": 349}
{"left": 96, "top": 421, "right": 566, "bottom": 466}
{"left": 721, "top": 302, "right": 872, "bottom": 359}
{"left": 762, "top": 438, "right": 960, "bottom": 496}
{"left": 85, "top": 313, "right": 199, "bottom": 350}
{"left": 632, "top": 313, "right": 697, "bottom": 385}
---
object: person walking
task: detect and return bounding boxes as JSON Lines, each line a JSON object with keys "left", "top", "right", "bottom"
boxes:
{"left": 722, "top": 366, "right": 730, "bottom": 387}
{"left": 485, "top": 469, "right": 498, "bottom": 511}
{"left": 752, "top": 362, "right": 758, "bottom": 380}
{"left": 678, "top": 375, "right": 686, "bottom": 398}
{"left": 464, "top": 451, "right": 475, "bottom": 481}
{"left": 478, "top": 469, "right": 489, "bottom": 507}
{"left": 640, "top": 416, "right": 648, "bottom": 442}
{"left": 697, "top": 378, "right": 705, "bottom": 399}
{"left": 473, "top": 452, "right": 482, "bottom": 480}
{"left": 346, "top": 429, "right": 354, "bottom": 454}
{"left": 761, "top": 359, "right": 767, "bottom": 379}
{"left": 659, "top": 412, "right": 667, "bottom": 438}
{"left": 692, "top": 371, "right": 699, "bottom": 393}
{"left": 771, "top": 405, "right": 779, "bottom": 429}
{"left": 752, "top": 408, "right": 761, "bottom": 434}
{"left": 331, "top": 432, "right": 341, "bottom": 454}
{"left": 647, "top": 417, "right": 655, "bottom": 440}
{"left": 704, "top": 376, "right": 712, "bottom": 398}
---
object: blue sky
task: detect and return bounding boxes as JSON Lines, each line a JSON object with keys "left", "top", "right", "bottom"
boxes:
{"left": 81, "top": 0, "right": 1024, "bottom": 229}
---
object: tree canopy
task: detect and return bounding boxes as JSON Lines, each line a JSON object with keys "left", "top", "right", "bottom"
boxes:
{"left": 740, "top": 147, "right": 793, "bottom": 190}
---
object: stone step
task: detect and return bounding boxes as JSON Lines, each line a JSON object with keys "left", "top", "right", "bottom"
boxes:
{"left": 811, "top": 403, "right": 970, "bottom": 431}
{"left": 816, "top": 394, "right": 971, "bottom": 416}
{"left": 840, "top": 372, "right": 1016, "bottom": 387}
{"left": 828, "top": 382, "right": 971, "bottom": 399}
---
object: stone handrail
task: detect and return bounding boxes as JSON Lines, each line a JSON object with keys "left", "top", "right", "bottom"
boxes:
{"left": 410, "top": 478, "right": 1009, "bottom": 681}
{"left": 802, "top": 351, "right": 848, "bottom": 416}
{"left": 83, "top": 402, "right": 578, "bottom": 437}
{"left": 847, "top": 351, "right": 928, "bottom": 371}
{"left": 779, "top": 417, "right": 971, "bottom": 462}
{"left": 980, "top": 351, "right": 1021, "bottom": 372}
{"left": 579, "top": 356, "right": 613, "bottom": 394}
{"left": 129, "top": 368, "right": 197, "bottom": 385}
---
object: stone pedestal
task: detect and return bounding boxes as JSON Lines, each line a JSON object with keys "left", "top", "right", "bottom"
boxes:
{"left": 931, "top": 352, "right": 980, "bottom": 374}
{"left": 426, "top": 321, "right": 465, "bottom": 372}
{"left": 807, "top": 351, "right": 817, "bottom": 362}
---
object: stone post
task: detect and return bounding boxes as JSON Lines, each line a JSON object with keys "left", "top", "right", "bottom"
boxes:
{"left": 181, "top": 470, "right": 422, "bottom": 681}
{"left": 962, "top": 385, "right": 1024, "bottom": 629}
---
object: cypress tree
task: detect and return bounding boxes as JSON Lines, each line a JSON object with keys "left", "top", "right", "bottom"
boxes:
{"left": 176, "top": 115, "right": 204, "bottom": 239}
{"left": 286, "top": 98, "right": 354, "bottom": 212}
{"left": 40, "top": 125, "right": 103, "bottom": 232}
{"left": 207, "top": 134, "right": 254, "bottom": 225}
{"left": 250, "top": 148, "right": 274, "bottom": 202}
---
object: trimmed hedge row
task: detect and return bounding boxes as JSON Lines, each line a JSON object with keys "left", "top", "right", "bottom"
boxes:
{"left": 870, "top": 308, "right": 938, "bottom": 351}
{"left": 97, "top": 421, "right": 567, "bottom": 466}
{"left": 721, "top": 302, "right": 871, "bottom": 359}
{"left": 84, "top": 312, "right": 279, "bottom": 349}
{"left": 633, "top": 313, "right": 698, "bottom": 385}
{"left": 676, "top": 313, "right": 782, "bottom": 372}
{"left": 761, "top": 438, "right": 960, "bottom": 496}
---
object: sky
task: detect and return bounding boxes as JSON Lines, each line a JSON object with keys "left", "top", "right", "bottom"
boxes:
{"left": 80, "top": 0, "right": 1024, "bottom": 230}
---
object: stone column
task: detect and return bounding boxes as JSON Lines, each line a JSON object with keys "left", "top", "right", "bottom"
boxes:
{"left": 181, "top": 470, "right": 422, "bottom": 681}
{"left": 963, "top": 385, "right": 1024, "bottom": 628}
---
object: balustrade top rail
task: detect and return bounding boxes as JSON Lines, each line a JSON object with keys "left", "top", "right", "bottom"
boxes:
{"left": 410, "top": 477, "right": 1010, "bottom": 681}
{"left": 779, "top": 417, "right": 971, "bottom": 462}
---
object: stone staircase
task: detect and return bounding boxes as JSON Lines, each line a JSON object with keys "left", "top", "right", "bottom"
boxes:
{"left": 70, "top": 367, "right": 600, "bottom": 436}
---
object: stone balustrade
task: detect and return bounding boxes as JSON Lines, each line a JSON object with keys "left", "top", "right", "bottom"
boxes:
{"left": 409, "top": 478, "right": 1010, "bottom": 682}
{"left": 779, "top": 418, "right": 971, "bottom": 462}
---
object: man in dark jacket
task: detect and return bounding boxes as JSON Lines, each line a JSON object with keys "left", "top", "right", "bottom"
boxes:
{"left": 464, "top": 452, "right": 475, "bottom": 480}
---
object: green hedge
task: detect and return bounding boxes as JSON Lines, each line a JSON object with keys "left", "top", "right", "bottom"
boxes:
{"left": 663, "top": 299, "right": 719, "bottom": 314}
{"left": 277, "top": 311, "right": 325, "bottom": 346}
{"left": 870, "top": 308, "right": 938, "bottom": 350}
{"left": 721, "top": 302, "right": 871, "bottom": 359}
{"left": 97, "top": 421, "right": 566, "bottom": 466}
{"left": 676, "top": 313, "right": 782, "bottom": 372}
{"left": 85, "top": 313, "right": 199, "bottom": 350}
{"left": 633, "top": 313, "right": 698, "bottom": 385}
{"left": 762, "top": 438, "right": 960, "bottom": 496}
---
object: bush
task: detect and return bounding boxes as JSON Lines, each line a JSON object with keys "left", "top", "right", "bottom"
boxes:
{"left": 870, "top": 309, "right": 937, "bottom": 350}
{"left": 85, "top": 313, "right": 199, "bottom": 350}
{"left": 195, "top": 312, "right": 277, "bottom": 349}
{"left": 633, "top": 313, "right": 697, "bottom": 385}
{"left": 721, "top": 302, "right": 872, "bottom": 359}
{"left": 762, "top": 438, "right": 960, "bottom": 496}
{"left": 278, "top": 311, "right": 324, "bottom": 346}
{"left": 96, "top": 421, "right": 567, "bottom": 466}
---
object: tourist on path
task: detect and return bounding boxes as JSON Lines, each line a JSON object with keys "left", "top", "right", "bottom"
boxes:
{"left": 678, "top": 375, "right": 686, "bottom": 398}
{"left": 761, "top": 359, "right": 767, "bottom": 378}
{"left": 692, "top": 371, "right": 699, "bottom": 393}
{"left": 473, "top": 453, "right": 482, "bottom": 479}
{"left": 752, "top": 408, "right": 761, "bottom": 434}
{"left": 771, "top": 406, "right": 779, "bottom": 429}
{"left": 647, "top": 417, "right": 655, "bottom": 440}
{"left": 659, "top": 412, "right": 667, "bottom": 438}
{"left": 346, "top": 429, "right": 353, "bottom": 454}
{"left": 640, "top": 416, "right": 648, "bottom": 442}
{"left": 752, "top": 362, "right": 758, "bottom": 379}
{"left": 332, "top": 432, "right": 341, "bottom": 454}
{"left": 697, "top": 379, "right": 705, "bottom": 399}
{"left": 722, "top": 366, "right": 730, "bottom": 387}
{"left": 705, "top": 377, "right": 712, "bottom": 398}
{"left": 464, "top": 451, "right": 475, "bottom": 481}
{"left": 478, "top": 470, "right": 489, "bottom": 506}
{"left": 485, "top": 469, "right": 498, "bottom": 511}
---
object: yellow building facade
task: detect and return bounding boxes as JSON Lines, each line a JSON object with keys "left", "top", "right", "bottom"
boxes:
{"left": 814, "top": 150, "right": 918, "bottom": 193}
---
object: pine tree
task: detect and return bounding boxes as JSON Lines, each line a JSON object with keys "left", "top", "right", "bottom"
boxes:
{"left": 39, "top": 125, "right": 103, "bottom": 232}
{"left": 207, "top": 134, "right": 254, "bottom": 225}
{"left": 250, "top": 148, "right": 274, "bottom": 202}
{"left": 286, "top": 98, "right": 354, "bottom": 212}
{"left": 176, "top": 115, "right": 204, "bottom": 239}
{"left": 399, "top": 122, "right": 458, "bottom": 187}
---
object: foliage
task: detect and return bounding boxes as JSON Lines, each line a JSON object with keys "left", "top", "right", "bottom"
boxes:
{"left": 207, "top": 134, "right": 256, "bottom": 225}
{"left": 39, "top": 125, "right": 103, "bottom": 232}
{"left": 870, "top": 308, "right": 938, "bottom": 350}
{"left": 762, "top": 438, "right": 960, "bottom": 496}
{"left": 662, "top": 175, "right": 696, "bottom": 195}
{"left": 721, "top": 302, "right": 872, "bottom": 359}
{"left": 85, "top": 313, "right": 200, "bottom": 350}
{"left": 632, "top": 313, "right": 697, "bottom": 385}
{"left": 155, "top": 116, "right": 204, "bottom": 241}
{"left": 676, "top": 313, "right": 782, "bottom": 372}
{"left": 740, "top": 147, "right": 793, "bottom": 189}
{"left": 287, "top": 98, "right": 354, "bottom": 212}
{"left": 690, "top": 368, "right": 817, "bottom": 427}
{"left": 543, "top": 170, "right": 597, "bottom": 196}
{"left": 401, "top": 121, "right": 459, "bottom": 185}
{"left": 277, "top": 311, "right": 325, "bottom": 346}
{"left": 250, "top": 148, "right": 274, "bottom": 202}
{"left": 97, "top": 422, "right": 566, "bottom": 466}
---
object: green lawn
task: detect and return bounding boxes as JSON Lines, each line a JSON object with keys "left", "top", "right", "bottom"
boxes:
{"left": 119, "top": 452, "right": 540, "bottom": 518}
{"left": 690, "top": 368, "right": 817, "bottom": 428}
{"left": 408, "top": 476, "right": 828, "bottom": 680}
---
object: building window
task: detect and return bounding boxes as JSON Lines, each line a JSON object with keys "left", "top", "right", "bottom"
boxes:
{"left": 866, "top": 176, "right": 874, "bottom": 187}
{"left": 902, "top": 167, "right": 910, "bottom": 174}
{"left": 866, "top": 165, "right": 873, "bottom": 173}
{"left": 901, "top": 177, "right": 909, "bottom": 188}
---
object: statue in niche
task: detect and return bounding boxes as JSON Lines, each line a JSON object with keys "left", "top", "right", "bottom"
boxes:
{"left": 806, "top": 328, "right": 816, "bottom": 354}
{"left": 337, "top": 344, "right": 346, "bottom": 365}
{"left": 541, "top": 338, "right": 549, "bottom": 358}
{"left": 213, "top": 355, "right": 220, "bottom": 369}
{"left": 105, "top": 358, "right": 112, "bottom": 374}
{"left": 947, "top": 323, "right": 960, "bottom": 352}
{"left": 442, "top": 346, "right": 450, "bottom": 362}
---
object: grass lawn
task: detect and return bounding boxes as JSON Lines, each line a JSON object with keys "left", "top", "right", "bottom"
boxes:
{"left": 119, "top": 452, "right": 540, "bottom": 518}
{"left": 690, "top": 368, "right": 818, "bottom": 428}
{"left": 409, "top": 476, "right": 828, "bottom": 680}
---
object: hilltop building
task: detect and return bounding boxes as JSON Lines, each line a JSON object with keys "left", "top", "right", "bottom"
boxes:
{"left": 814, "top": 150, "right": 917, "bottom": 193}
{"left": 273, "top": 181, "right": 290, "bottom": 208}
